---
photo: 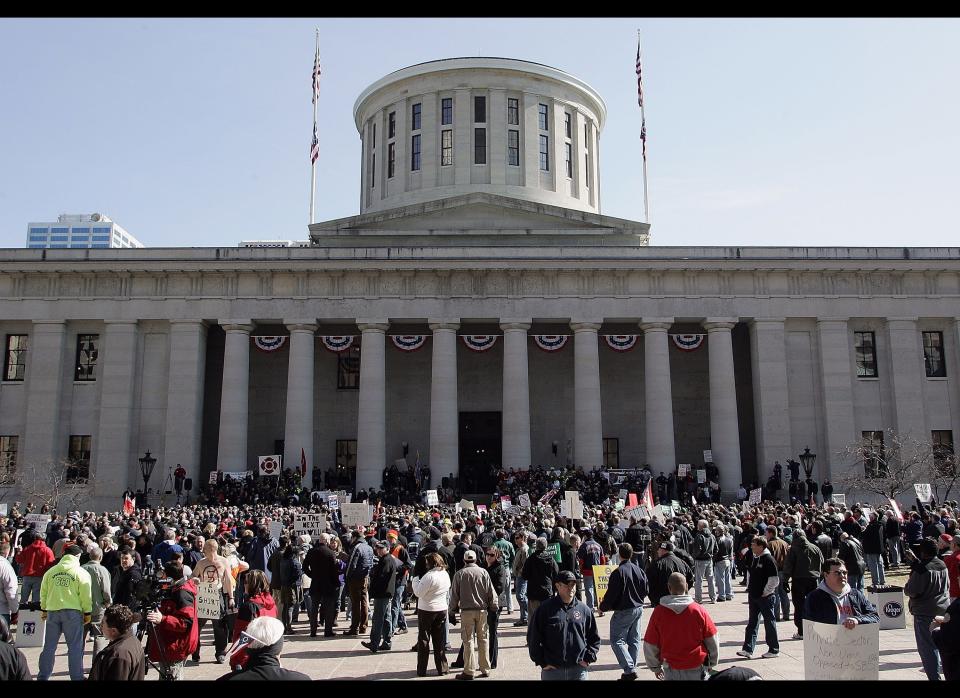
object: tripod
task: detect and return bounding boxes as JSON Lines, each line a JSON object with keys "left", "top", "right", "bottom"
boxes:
{"left": 136, "top": 606, "right": 176, "bottom": 681}
{"left": 159, "top": 466, "right": 174, "bottom": 507}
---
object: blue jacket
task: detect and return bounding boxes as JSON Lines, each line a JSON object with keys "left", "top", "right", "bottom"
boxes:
{"left": 804, "top": 584, "right": 879, "bottom": 625}
{"left": 527, "top": 595, "right": 601, "bottom": 668}
{"left": 151, "top": 540, "right": 184, "bottom": 566}
{"left": 346, "top": 541, "right": 374, "bottom": 582}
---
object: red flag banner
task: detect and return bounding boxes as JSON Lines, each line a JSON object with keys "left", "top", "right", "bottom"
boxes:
{"left": 627, "top": 493, "right": 639, "bottom": 507}
{"left": 123, "top": 494, "right": 135, "bottom": 515}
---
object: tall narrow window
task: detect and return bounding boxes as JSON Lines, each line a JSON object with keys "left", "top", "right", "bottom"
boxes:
{"left": 441, "top": 98, "right": 453, "bottom": 125}
{"left": 388, "top": 142, "right": 395, "bottom": 178}
{"left": 474, "top": 95, "right": 486, "bottom": 123}
{"left": 603, "top": 438, "right": 619, "bottom": 469}
{"left": 4, "top": 334, "right": 27, "bottom": 381}
{"left": 539, "top": 134, "right": 549, "bottom": 171}
{"left": 336, "top": 439, "right": 358, "bottom": 489}
{"left": 411, "top": 134, "right": 421, "bottom": 171}
{"left": 564, "top": 112, "right": 572, "bottom": 138}
{"left": 507, "top": 129, "right": 520, "bottom": 166}
{"left": 388, "top": 111, "right": 396, "bottom": 139}
{"left": 370, "top": 153, "right": 375, "bottom": 188}
{"left": 538, "top": 104, "right": 549, "bottom": 130}
{"left": 565, "top": 143, "right": 573, "bottom": 177}
{"left": 371, "top": 123, "right": 376, "bottom": 149}
{"left": 411, "top": 103, "right": 421, "bottom": 131}
{"left": 585, "top": 153, "right": 591, "bottom": 187}
{"left": 854, "top": 331, "right": 877, "bottom": 377}
{"left": 861, "top": 431, "right": 886, "bottom": 478}
{"left": 75, "top": 334, "right": 99, "bottom": 381}
{"left": 0, "top": 435, "right": 17, "bottom": 481}
{"left": 474, "top": 128, "right": 486, "bottom": 165}
{"left": 67, "top": 434, "right": 91, "bottom": 482}
{"left": 507, "top": 98, "right": 519, "bottom": 125}
{"left": 337, "top": 346, "right": 361, "bottom": 389}
{"left": 441, "top": 129, "right": 453, "bottom": 166}
{"left": 923, "top": 331, "right": 946, "bottom": 377}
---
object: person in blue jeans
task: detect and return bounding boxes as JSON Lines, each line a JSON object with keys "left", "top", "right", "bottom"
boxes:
{"left": 599, "top": 543, "right": 648, "bottom": 681}
{"left": 37, "top": 544, "right": 92, "bottom": 681}
{"left": 904, "top": 539, "right": 950, "bottom": 681}
{"left": 737, "top": 537, "right": 780, "bottom": 659}
{"left": 528, "top": 570, "right": 601, "bottom": 681}
{"left": 361, "top": 541, "right": 400, "bottom": 653}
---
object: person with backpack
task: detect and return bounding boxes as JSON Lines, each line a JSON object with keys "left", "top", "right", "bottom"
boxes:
{"left": 838, "top": 532, "right": 867, "bottom": 591}
{"left": 691, "top": 520, "right": 717, "bottom": 604}
{"left": 576, "top": 530, "right": 606, "bottom": 613}
{"left": 782, "top": 529, "right": 824, "bottom": 640}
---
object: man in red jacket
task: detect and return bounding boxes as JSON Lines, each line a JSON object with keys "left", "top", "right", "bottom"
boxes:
{"left": 15, "top": 530, "right": 54, "bottom": 605}
{"left": 643, "top": 572, "right": 719, "bottom": 680}
{"left": 144, "top": 559, "right": 199, "bottom": 681}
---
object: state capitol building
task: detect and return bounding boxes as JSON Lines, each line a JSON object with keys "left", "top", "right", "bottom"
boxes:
{"left": 1, "top": 58, "right": 958, "bottom": 511}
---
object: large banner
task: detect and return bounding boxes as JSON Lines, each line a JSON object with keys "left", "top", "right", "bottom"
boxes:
{"left": 294, "top": 513, "right": 327, "bottom": 538}
{"left": 592, "top": 564, "right": 618, "bottom": 605}
{"left": 803, "top": 620, "right": 879, "bottom": 680}
{"left": 196, "top": 582, "right": 222, "bottom": 620}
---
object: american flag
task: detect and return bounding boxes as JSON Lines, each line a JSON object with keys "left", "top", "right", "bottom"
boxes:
{"left": 312, "top": 42, "right": 322, "bottom": 105}
{"left": 636, "top": 37, "right": 647, "bottom": 163}
{"left": 310, "top": 123, "right": 319, "bottom": 165}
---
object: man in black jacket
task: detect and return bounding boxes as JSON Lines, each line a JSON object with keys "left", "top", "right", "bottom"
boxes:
{"left": 737, "top": 536, "right": 780, "bottom": 659}
{"left": 216, "top": 616, "right": 310, "bottom": 681}
{"left": 520, "top": 538, "right": 559, "bottom": 620}
{"left": 362, "top": 541, "right": 401, "bottom": 653}
{"left": 302, "top": 534, "right": 342, "bottom": 638}
{"left": 527, "top": 570, "right": 601, "bottom": 681}
{"left": 599, "top": 543, "right": 648, "bottom": 681}
{"left": 884, "top": 510, "right": 903, "bottom": 568}
{"left": 646, "top": 542, "right": 693, "bottom": 606}
{"left": 861, "top": 511, "right": 886, "bottom": 587}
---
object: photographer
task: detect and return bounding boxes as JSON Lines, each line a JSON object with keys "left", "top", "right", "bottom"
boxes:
{"left": 144, "top": 559, "right": 199, "bottom": 681}
{"left": 88, "top": 604, "right": 145, "bottom": 681}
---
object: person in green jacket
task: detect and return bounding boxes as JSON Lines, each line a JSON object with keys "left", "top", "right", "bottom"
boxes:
{"left": 38, "top": 544, "right": 93, "bottom": 681}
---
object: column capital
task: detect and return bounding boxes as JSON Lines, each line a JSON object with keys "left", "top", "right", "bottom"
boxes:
{"left": 219, "top": 320, "right": 254, "bottom": 333}
{"left": 428, "top": 321, "right": 461, "bottom": 332}
{"left": 285, "top": 321, "right": 318, "bottom": 334}
{"left": 357, "top": 321, "right": 390, "bottom": 333}
{"left": 500, "top": 320, "right": 532, "bottom": 331}
{"left": 702, "top": 318, "right": 738, "bottom": 332}
{"left": 569, "top": 321, "right": 602, "bottom": 332}
{"left": 639, "top": 317, "right": 674, "bottom": 332}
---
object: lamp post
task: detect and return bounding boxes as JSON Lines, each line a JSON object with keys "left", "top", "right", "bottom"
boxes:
{"left": 139, "top": 450, "right": 157, "bottom": 501}
{"left": 799, "top": 447, "right": 816, "bottom": 479}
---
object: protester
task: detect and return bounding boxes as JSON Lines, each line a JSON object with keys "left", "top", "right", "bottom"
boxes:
{"left": 527, "top": 570, "right": 601, "bottom": 681}
{"left": 81, "top": 545, "right": 112, "bottom": 657}
{"left": 519, "top": 537, "right": 559, "bottom": 620}
{"left": 411, "top": 552, "right": 451, "bottom": 676}
{"left": 691, "top": 520, "right": 718, "bottom": 604}
{"left": 0, "top": 540, "right": 19, "bottom": 627}
{"left": 782, "top": 529, "right": 824, "bottom": 640}
{"left": 192, "top": 538, "right": 235, "bottom": 663}
{"left": 144, "top": 559, "right": 199, "bottom": 681}
{"left": 88, "top": 604, "right": 146, "bottom": 681}
{"left": 302, "top": 533, "right": 342, "bottom": 638}
{"left": 362, "top": 539, "right": 401, "bottom": 653}
{"left": 511, "top": 530, "right": 531, "bottom": 626}
{"left": 904, "top": 538, "right": 950, "bottom": 681}
{"left": 647, "top": 541, "right": 693, "bottom": 606}
{"left": 643, "top": 572, "right": 719, "bottom": 680}
{"left": 216, "top": 616, "right": 310, "bottom": 681}
{"left": 344, "top": 531, "right": 374, "bottom": 636}
{"left": 931, "top": 594, "right": 960, "bottom": 681}
{"left": 230, "top": 569, "right": 278, "bottom": 671}
{"left": 38, "top": 544, "right": 93, "bottom": 681}
{"left": 15, "top": 530, "right": 54, "bottom": 605}
{"left": 0, "top": 616, "right": 31, "bottom": 680}
{"left": 803, "top": 557, "right": 879, "bottom": 628}
{"left": 737, "top": 536, "right": 780, "bottom": 660}
{"left": 599, "top": 543, "right": 648, "bottom": 681}
{"left": 448, "top": 548, "right": 498, "bottom": 680}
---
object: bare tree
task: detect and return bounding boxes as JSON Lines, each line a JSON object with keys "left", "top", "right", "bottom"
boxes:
{"left": 17, "top": 459, "right": 88, "bottom": 513}
{"left": 838, "top": 429, "right": 953, "bottom": 503}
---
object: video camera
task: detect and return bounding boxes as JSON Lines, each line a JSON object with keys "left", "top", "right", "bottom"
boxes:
{"left": 133, "top": 555, "right": 174, "bottom": 612}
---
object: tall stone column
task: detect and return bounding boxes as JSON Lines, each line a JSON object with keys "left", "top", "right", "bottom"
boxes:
{"left": 886, "top": 317, "right": 926, "bottom": 438}
{"left": 429, "top": 321, "right": 460, "bottom": 488}
{"left": 501, "top": 320, "right": 532, "bottom": 469}
{"left": 749, "top": 318, "right": 792, "bottom": 475}
{"left": 23, "top": 321, "right": 67, "bottom": 466}
{"left": 283, "top": 321, "right": 317, "bottom": 486}
{"left": 817, "top": 318, "right": 856, "bottom": 480}
{"left": 640, "top": 318, "right": 676, "bottom": 472}
{"left": 163, "top": 321, "right": 207, "bottom": 487}
{"left": 571, "top": 321, "right": 603, "bottom": 467}
{"left": 703, "top": 318, "right": 742, "bottom": 488}
{"left": 355, "top": 321, "right": 389, "bottom": 491}
{"left": 95, "top": 322, "right": 139, "bottom": 489}
{"left": 217, "top": 321, "right": 254, "bottom": 472}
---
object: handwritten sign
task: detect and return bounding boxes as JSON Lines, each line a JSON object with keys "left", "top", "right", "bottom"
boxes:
{"left": 426, "top": 490, "right": 439, "bottom": 506}
{"left": 459, "top": 499, "right": 475, "bottom": 511}
{"left": 268, "top": 521, "right": 283, "bottom": 540}
{"left": 592, "top": 564, "right": 618, "bottom": 605}
{"left": 476, "top": 504, "right": 487, "bottom": 515}
{"left": 914, "top": 483, "right": 932, "bottom": 503}
{"left": 500, "top": 496, "right": 512, "bottom": 508}
{"left": 196, "top": 581, "right": 223, "bottom": 620}
{"left": 696, "top": 469, "right": 706, "bottom": 484}
{"left": 518, "top": 493, "right": 531, "bottom": 509}
{"left": 677, "top": 464, "right": 689, "bottom": 477}
{"left": 749, "top": 488, "right": 762, "bottom": 505}
{"left": 294, "top": 513, "right": 327, "bottom": 538}
{"left": 340, "top": 503, "right": 372, "bottom": 528}
{"left": 504, "top": 505, "right": 522, "bottom": 515}
{"left": 832, "top": 494, "right": 846, "bottom": 505}
{"left": 703, "top": 450, "right": 713, "bottom": 463}
{"left": 25, "top": 513, "right": 51, "bottom": 528}
{"left": 327, "top": 494, "right": 340, "bottom": 511}
{"left": 208, "top": 472, "right": 219, "bottom": 485}
{"left": 803, "top": 620, "right": 879, "bottom": 680}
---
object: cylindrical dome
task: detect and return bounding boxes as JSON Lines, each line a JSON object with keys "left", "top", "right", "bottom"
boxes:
{"left": 353, "top": 58, "right": 606, "bottom": 215}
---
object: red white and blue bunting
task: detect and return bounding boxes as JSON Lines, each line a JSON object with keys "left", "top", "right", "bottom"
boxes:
{"left": 252, "top": 336, "right": 287, "bottom": 353}
{"left": 533, "top": 335, "right": 569, "bottom": 352}
{"left": 320, "top": 336, "right": 355, "bottom": 353}
{"left": 603, "top": 335, "right": 638, "bottom": 352}
{"left": 462, "top": 335, "right": 498, "bottom": 352}
{"left": 671, "top": 334, "right": 705, "bottom": 352}
{"left": 391, "top": 335, "right": 428, "bottom": 352}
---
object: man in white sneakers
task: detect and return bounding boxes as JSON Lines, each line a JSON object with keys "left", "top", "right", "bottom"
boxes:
{"left": 736, "top": 536, "right": 780, "bottom": 660}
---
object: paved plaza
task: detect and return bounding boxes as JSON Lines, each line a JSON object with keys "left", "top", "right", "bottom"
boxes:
{"left": 17, "top": 569, "right": 929, "bottom": 681}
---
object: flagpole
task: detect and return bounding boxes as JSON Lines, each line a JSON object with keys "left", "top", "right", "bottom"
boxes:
{"left": 637, "top": 29, "right": 650, "bottom": 225}
{"left": 309, "top": 29, "right": 320, "bottom": 225}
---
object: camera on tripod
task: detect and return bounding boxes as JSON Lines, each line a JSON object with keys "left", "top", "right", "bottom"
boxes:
{"left": 135, "top": 556, "right": 177, "bottom": 681}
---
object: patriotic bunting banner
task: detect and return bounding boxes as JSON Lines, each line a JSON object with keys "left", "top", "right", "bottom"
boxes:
{"left": 533, "top": 335, "right": 568, "bottom": 352}
{"left": 604, "top": 335, "right": 638, "bottom": 352}
{"left": 252, "top": 336, "right": 287, "bottom": 353}
{"left": 320, "top": 336, "right": 355, "bottom": 353}
{"left": 391, "top": 335, "right": 427, "bottom": 352}
{"left": 671, "top": 334, "right": 705, "bottom": 352}
{"left": 462, "top": 335, "right": 498, "bottom": 352}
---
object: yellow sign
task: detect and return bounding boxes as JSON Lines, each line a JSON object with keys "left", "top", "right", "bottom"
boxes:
{"left": 592, "top": 564, "right": 618, "bottom": 605}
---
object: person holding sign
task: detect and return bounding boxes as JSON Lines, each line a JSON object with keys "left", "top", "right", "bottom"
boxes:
{"left": 803, "top": 558, "right": 879, "bottom": 629}
{"left": 192, "top": 539, "right": 235, "bottom": 664}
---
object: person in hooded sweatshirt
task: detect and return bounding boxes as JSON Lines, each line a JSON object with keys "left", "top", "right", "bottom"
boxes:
{"left": 216, "top": 616, "right": 310, "bottom": 681}
{"left": 803, "top": 557, "right": 879, "bottom": 629}
{"left": 643, "top": 572, "right": 719, "bottom": 681}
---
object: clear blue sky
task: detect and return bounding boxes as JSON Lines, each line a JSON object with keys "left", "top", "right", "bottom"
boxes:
{"left": 1, "top": 18, "right": 958, "bottom": 248}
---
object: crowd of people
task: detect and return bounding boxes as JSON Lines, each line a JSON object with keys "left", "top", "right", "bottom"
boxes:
{"left": 0, "top": 469, "right": 958, "bottom": 682}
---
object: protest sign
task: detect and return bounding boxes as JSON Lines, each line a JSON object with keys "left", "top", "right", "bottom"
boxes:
{"left": 258, "top": 455, "right": 281, "bottom": 476}
{"left": 294, "top": 513, "right": 327, "bottom": 538}
{"left": 505, "top": 505, "right": 522, "bottom": 515}
{"left": 671, "top": 500, "right": 681, "bottom": 510}
{"left": 622, "top": 505, "right": 646, "bottom": 522}
{"left": 803, "top": 620, "right": 879, "bottom": 681}
{"left": 459, "top": 499, "right": 475, "bottom": 511}
{"left": 222, "top": 470, "right": 251, "bottom": 481}
{"left": 500, "top": 496, "right": 512, "bottom": 508}
{"left": 208, "top": 471, "right": 219, "bottom": 485}
{"left": 677, "top": 464, "right": 689, "bottom": 477}
{"left": 538, "top": 489, "right": 558, "bottom": 505}
{"left": 749, "top": 488, "right": 762, "bottom": 505}
{"left": 336, "top": 491, "right": 350, "bottom": 505}
{"left": 546, "top": 542, "right": 562, "bottom": 563}
{"left": 696, "top": 469, "right": 706, "bottom": 484}
{"left": 476, "top": 504, "right": 487, "bottom": 515}
{"left": 887, "top": 498, "right": 903, "bottom": 522}
{"left": 25, "top": 513, "right": 51, "bottom": 528}
{"left": 196, "top": 582, "right": 223, "bottom": 620}
{"left": 426, "top": 490, "right": 439, "bottom": 506}
{"left": 703, "top": 449, "right": 713, "bottom": 463}
{"left": 660, "top": 504, "right": 674, "bottom": 518}
{"left": 691, "top": 495, "right": 698, "bottom": 506}
{"left": 832, "top": 494, "right": 846, "bottom": 505}
{"left": 614, "top": 500, "right": 625, "bottom": 511}
{"left": 914, "top": 483, "right": 932, "bottom": 503}
{"left": 518, "top": 493, "right": 531, "bottom": 509}
{"left": 564, "top": 491, "right": 583, "bottom": 520}
{"left": 340, "top": 503, "right": 371, "bottom": 528}
{"left": 627, "top": 493, "right": 638, "bottom": 507}
{"left": 268, "top": 521, "right": 283, "bottom": 540}
{"left": 0, "top": 502, "right": 8, "bottom": 516}
{"left": 617, "top": 488, "right": 628, "bottom": 502}
{"left": 327, "top": 494, "right": 340, "bottom": 511}
{"left": 592, "top": 564, "right": 618, "bottom": 605}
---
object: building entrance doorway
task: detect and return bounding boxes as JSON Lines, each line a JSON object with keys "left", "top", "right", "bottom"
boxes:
{"left": 458, "top": 411, "right": 502, "bottom": 493}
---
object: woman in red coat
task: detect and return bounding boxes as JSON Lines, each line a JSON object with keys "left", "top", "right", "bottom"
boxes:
{"left": 228, "top": 570, "right": 277, "bottom": 670}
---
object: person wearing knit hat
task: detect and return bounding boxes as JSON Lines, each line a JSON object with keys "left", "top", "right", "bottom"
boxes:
{"left": 216, "top": 616, "right": 309, "bottom": 681}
